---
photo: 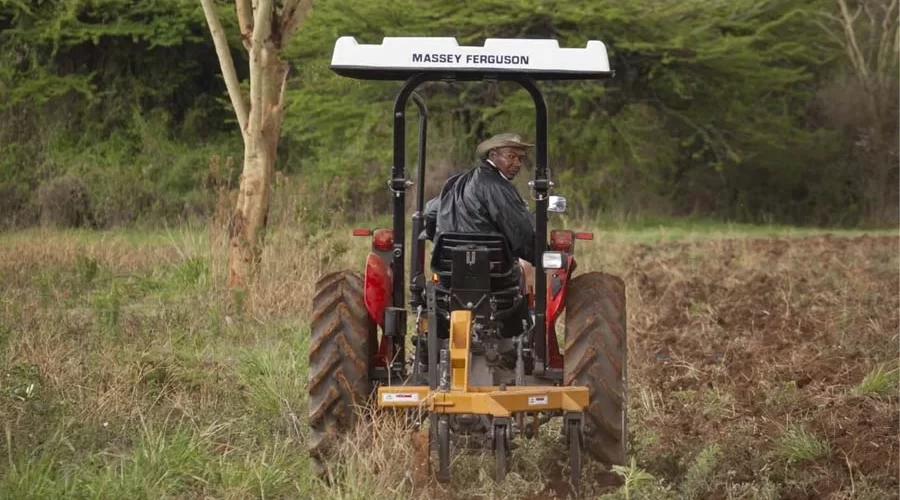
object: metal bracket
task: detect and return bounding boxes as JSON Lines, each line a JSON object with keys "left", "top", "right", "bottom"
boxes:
{"left": 388, "top": 176, "right": 413, "bottom": 194}
{"left": 527, "top": 178, "right": 554, "bottom": 201}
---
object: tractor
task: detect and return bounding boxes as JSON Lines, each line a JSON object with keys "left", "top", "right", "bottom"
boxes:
{"left": 308, "top": 36, "right": 627, "bottom": 490}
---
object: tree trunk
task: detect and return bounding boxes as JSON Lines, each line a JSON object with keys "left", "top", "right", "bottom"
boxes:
{"left": 228, "top": 51, "right": 288, "bottom": 288}
{"left": 199, "top": 0, "right": 312, "bottom": 289}
{"left": 228, "top": 127, "right": 275, "bottom": 288}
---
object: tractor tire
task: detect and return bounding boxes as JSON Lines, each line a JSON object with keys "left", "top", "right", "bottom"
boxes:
{"left": 308, "top": 270, "right": 377, "bottom": 476}
{"left": 563, "top": 271, "right": 627, "bottom": 466}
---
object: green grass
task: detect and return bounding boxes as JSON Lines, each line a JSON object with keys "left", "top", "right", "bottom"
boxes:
{"left": 582, "top": 213, "right": 898, "bottom": 244}
{"left": 855, "top": 363, "right": 900, "bottom": 398}
{"left": 0, "top": 230, "right": 311, "bottom": 499}
{"left": 0, "top": 220, "right": 896, "bottom": 499}
{"left": 5, "top": 214, "right": 890, "bottom": 249}
{"left": 771, "top": 424, "right": 831, "bottom": 465}
{"left": 0, "top": 226, "right": 197, "bottom": 248}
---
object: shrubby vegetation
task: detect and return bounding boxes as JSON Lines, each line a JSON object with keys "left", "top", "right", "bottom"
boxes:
{"left": 0, "top": 0, "right": 243, "bottom": 228}
{"left": 1, "top": 0, "right": 896, "bottom": 229}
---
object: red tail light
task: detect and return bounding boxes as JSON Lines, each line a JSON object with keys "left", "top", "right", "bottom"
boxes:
{"left": 550, "top": 230, "right": 574, "bottom": 252}
{"left": 574, "top": 232, "right": 594, "bottom": 240}
{"left": 352, "top": 228, "right": 372, "bottom": 236}
{"left": 372, "top": 228, "right": 394, "bottom": 252}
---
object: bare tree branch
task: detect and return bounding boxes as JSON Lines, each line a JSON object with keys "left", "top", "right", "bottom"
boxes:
{"left": 276, "top": 63, "right": 289, "bottom": 111}
{"left": 838, "top": 0, "right": 870, "bottom": 81}
{"left": 814, "top": 17, "right": 845, "bottom": 45}
{"left": 830, "top": 0, "right": 900, "bottom": 134}
{"left": 236, "top": 0, "right": 254, "bottom": 50}
{"left": 861, "top": 1, "right": 877, "bottom": 36}
{"left": 266, "top": 63, "right": 290, "bottom": 179}
{"left": 248, "top": 0, "right": 276, "bottom": 135}
{"left": 876, "top": 0, "right": 899, "bottom": 91}
{"left": 281, "top": 0, "right": 314, "bottom": 42}
{"left": 199, "top": 0, "right": 249, "bottom": 138}
{"left": 883, "top": 0, "right": 898, "bottom": 36}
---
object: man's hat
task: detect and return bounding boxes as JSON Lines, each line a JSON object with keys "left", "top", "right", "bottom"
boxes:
{"left": 475, "top": 132, "right": 534, "bottom": 160}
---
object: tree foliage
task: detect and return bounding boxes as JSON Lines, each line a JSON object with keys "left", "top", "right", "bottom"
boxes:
{"left": 284, "top": 0, "right": 895, "bottom": 224}
{"left": 0, "top": 0, "right": 896, "bottom": 228}
{"left": 0, "top": 0, "right": 242, "bottom": 227}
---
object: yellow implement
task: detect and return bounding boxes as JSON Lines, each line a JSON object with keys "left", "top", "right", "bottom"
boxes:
{"left": 377, "top": 310, "right": 589, "bottom": 416}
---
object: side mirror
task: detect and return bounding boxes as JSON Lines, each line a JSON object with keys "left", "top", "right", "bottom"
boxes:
{"left": 548, "top": 195, "right": 567, "bottom": 213}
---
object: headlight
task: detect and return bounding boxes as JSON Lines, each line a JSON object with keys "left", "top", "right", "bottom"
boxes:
{"left": 542, "top": 251, "right": 565, "bottom": 270}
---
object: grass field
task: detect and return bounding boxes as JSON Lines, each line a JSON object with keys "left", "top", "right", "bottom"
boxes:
{"left": 1, "top": 217, "right": 897, "bottom": 499}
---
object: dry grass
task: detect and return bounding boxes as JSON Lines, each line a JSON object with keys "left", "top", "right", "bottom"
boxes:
{"left": 0, "top": 210, "right": 896, "bottom": 499}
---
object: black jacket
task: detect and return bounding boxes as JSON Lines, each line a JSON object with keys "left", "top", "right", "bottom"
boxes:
{"left": 423, "top": 160, "right": 536, "bottom": 264}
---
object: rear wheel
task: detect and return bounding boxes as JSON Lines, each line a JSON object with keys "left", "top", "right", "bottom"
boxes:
{"left": 563, "top": 272, "right": 627, "bottom": 465}
{"left": 308, "top": 270, "right": 377, "bottom": 476}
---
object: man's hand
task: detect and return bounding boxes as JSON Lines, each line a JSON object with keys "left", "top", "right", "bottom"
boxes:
{"left": 519, "top": 258, "right": 534, "bottom": 298}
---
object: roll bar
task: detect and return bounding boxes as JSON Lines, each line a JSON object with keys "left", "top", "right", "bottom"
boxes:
{"left": 389, "top": 73, "right": 552, "bottom": 370}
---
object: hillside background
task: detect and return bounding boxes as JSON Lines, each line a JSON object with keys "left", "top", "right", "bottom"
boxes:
{"left": 1, "top": 0, "right": 897, "bottom": 230}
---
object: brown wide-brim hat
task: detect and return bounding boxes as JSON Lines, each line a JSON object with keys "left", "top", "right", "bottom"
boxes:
{"left": 475, "top": 133, "right": 534, "bottom": 160}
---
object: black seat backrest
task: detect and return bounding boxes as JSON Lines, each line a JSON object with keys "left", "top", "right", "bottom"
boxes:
{"left": 430, "top": 232, "right": 526, "bottom": 337}
{"left": 430, "top": 232, "right": 515, "bottom": 280}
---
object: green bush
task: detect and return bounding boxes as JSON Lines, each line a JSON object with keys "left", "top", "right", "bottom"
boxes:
{"left": 0, "top": 0, "right": 895, "bottom": 228}
{"left": 33, "top": 174, "right": 94, "bottom": 228}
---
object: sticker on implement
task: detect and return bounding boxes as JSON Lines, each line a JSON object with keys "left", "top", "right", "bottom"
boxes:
{"left": 528, "top": 395, "right": 549, "bottom": 406}
{"left": 382, "top": 392, "right": 420, "bottom": 403}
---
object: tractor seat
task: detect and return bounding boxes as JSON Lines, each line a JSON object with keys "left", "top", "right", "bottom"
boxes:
{"left": 430, "top": 232, "right": 518, "bottom": 287}
{"left": 429, "top": 232, "right": 526, "bottom": 337}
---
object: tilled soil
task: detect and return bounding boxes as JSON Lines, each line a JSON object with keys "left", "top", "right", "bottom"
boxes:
{"left": 327, "top": 234, "right": 898, "bottom": 500}
{"left": 618, "top": 235, "right": 898, "bottom": 498}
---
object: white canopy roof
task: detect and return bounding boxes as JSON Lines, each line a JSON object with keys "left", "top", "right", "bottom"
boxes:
{"left": 330, "top": 36, "right": 613, "bottom": 81}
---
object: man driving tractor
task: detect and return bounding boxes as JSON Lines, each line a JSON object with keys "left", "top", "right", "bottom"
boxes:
{"left": 423, "top": 132, "right": 537, "bottom": 295}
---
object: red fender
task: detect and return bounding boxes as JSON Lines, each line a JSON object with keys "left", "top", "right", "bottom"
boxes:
{"left": 363, "top": 253, "right": 392, "bottom": 368}
{"left": 545, "top": 255, "right": 575, "bottom": 370}
{"left": 364, "top": 252, "right": 392, "bottom": 325}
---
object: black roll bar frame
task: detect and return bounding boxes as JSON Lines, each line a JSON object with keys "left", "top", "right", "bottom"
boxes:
{"left": 388, "top": 73, "right": 552, "bottom": 374}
